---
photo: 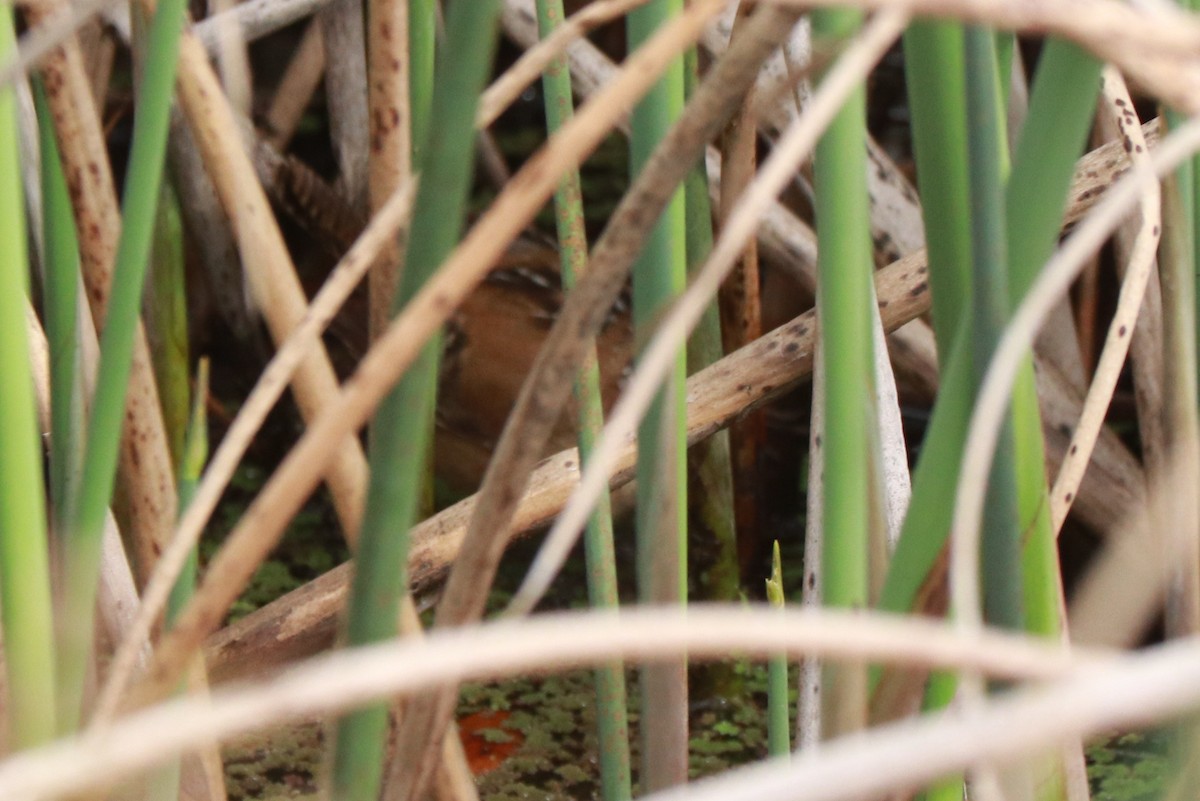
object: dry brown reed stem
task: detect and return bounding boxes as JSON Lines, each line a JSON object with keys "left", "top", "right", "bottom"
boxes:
{"left": 1, "top": 0, "right": 118, "bottom": 87}
{"left": 168, "top": 29, "right": 370, "bottom": 536}
{"left": 191, "top": 0, "right": 328, "bottom": 49}
{"left": 205, "top": 230, "right": 933, "bottom": 685}
{"left": 125, "top": 0, "right": 729, "bottom": 713}
{"left": 365, "top": 0, "right": 409, "bottom": 336}
{"left": 1050, "top": 71, "right": 1161, "bottom": 533}
{"left": 0, "top": 607, "right": 1090, "bottom": 801}
{"left": 93, "top": 180, "right": 417, "bottom": 724}
{"left": 384, "top": 9, "right": 805, "bottom": 799}
{"left": 208, "top": 0, "right": 252, "bottom": 117}
{"left": 21, "top": 0, "right": 179, "bottom": 585}
{"left": 167, "top": 116, "right": 257, "bottom": 341}
{"left": 1157, "top": 170, "right": 1200, "bottom": 638}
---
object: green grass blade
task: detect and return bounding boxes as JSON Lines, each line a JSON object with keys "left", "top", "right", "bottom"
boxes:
{"left": 34, "top": 80, "right": 84, "bottom": 542}
{"left": 143, "top": 184, "right": 189, "bottom": 466}
{"left": 56, "top": 0, "right": 188, "bottom": 730}
{"left": 1006, "top": 42, "right": 1102, "bottom": 297}
{"left": 0, "top": 6, "right": 57, "bottom": 748}
{"left": 880, "top": 23, "right": 974, "bottom": 642}
{"left": 965, "top": 25, "right": 1023, "bottom": 631}
{"left": 1006, "top": 40, "right": 1101, "bottom": 643}
{"left": 167, "top": 357, "right": 208, "bottom": 622}
{"left": 330, "top": 3, "right": 501, "bottom": 799}
{"left": 1004, "top": 39, "right": 1101, "bottom": 801}
{"left": 901, "top": 21, "right": 970, "bottom": 352}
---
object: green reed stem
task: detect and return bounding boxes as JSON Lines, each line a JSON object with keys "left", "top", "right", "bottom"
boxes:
{"left": 56, "top": 0, "right": 187, "bottom": 730}
{"left": 811, "top": 6, "right": 874, "bottom": 739}
{"left": 765, "top": 541, "right": 791, "bottom": 757}
{"left": 901, "top": 21, "right": 970, "bottom": 353}
{"left": 409, "top": 0, "right": 436, "bottom": 165}
{"left": 683, "top": 46, "right": 739, "bottom": 614}
{"left": 628, "top": 0, "right": 689, "bottom": 791}
{"left": 536, "top": 1, "right": 632, "bottom": 798}
{"left": 0, "top": 9, "right": 57, "bottom": 749}
{"left": 883, "top": 28, "right": 975, "bottom": 693}
{"left": 331, "top": 4, "right": 500, "bottom": 799}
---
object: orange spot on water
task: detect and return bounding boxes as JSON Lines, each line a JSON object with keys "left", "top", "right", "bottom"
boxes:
{"left": 458, "top": 710, "right": 525, "bottom": 775}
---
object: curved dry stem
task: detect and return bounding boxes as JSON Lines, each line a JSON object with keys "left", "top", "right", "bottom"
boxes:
{"left": 949, "top": 113, "right": 1200, "bottom": 640}
{"left": 0, "top": 606, "right": 1090, "bottom": 800}
{"left": 508, "top": 6, "right": 911, "bottom": 615}
{"left": 761, "top": 0, "right": 1200, "bottom": 67}
{"left": 1049, "top": 70, "right": 1161, "bottom": 533}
